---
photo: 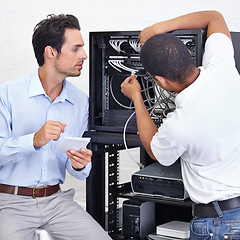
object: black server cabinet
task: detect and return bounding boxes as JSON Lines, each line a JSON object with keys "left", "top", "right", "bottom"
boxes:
{"left": 89, "top": 30, "right": 205, "bottom": 134}
{"left": 86, "top": 31, "right": 240, "bottom": 239}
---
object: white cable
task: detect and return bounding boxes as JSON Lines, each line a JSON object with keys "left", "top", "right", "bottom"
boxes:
{"left": 123, "top": 101, "right": 163, "bottom": 169}
{"left": 108, "top": 60, "right": 122, "bottom": 72}
{"left": 109, "top": 39, "right": 127, "bottom": 53}
{"left": 109, "top": 74, "right": 175, "bottom": 121}
{"left": 109, "top": 78, "right": 135, "bottom": 109}
{"left": 118, "top": 61, "right": 138, "bottom": 74}
{"left": 108, "top": 60, "right": 138, "bottom": 74}
{"left": 182, "top": 39, "right": 192, "bottom": 45}
{"left": 109, "top": 74, "right": 176, "bottom": 167}
{"left": 123, "top": 110, "right": 144, "bottom": 168}
{"left": 129, "top": 39, "right": 141, "bottom": 52}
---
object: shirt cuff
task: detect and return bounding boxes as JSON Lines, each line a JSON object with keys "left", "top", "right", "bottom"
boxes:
{"left": 66, "top": 160, "right": 92, "bottom": 180}
{"left": 18, "top": 133, "right": 41, "bottom": 157}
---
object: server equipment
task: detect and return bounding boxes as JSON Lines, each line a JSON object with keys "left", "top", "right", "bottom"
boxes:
{"left": 89, "top": 30, "right": 206, "bottom": 134}
{"left": 122, "top": 200, "right": 155, "bottom": 239}
{"left": 131, "top": 161, "right": 189, "bottom": 201}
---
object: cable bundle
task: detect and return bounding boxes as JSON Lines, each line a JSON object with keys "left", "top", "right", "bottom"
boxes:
{"left": 109, "top": 76, "right": 176, "bottom": 167}
{"left": 129, "top": 39, "right": 141, "bottom": 53}
{"left": 108, "top": 59, "right": 138, "bottom": 74}
{"left": 109, "top": 39, "right": 127, "bottom": 53}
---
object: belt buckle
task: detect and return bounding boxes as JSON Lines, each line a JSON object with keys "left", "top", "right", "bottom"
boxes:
{"left": 33, "top": 187, "right": 47, "bottom": 198}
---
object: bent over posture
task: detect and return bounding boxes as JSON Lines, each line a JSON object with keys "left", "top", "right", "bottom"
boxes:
{"left": 121, "top": 11, "right": 240, "bottom": 239}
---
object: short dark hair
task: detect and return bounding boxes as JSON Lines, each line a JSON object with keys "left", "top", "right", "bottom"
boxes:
{"left": 140, "top": 33, "right": 196, "bottom": 85}
{"left": 32, "top": 14, "right": 80, "bottom": 66}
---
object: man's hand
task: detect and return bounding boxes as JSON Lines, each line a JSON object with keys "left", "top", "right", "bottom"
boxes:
{"left": 33, "top": 121, "right": 67, "bottom": 148}
{"left": 67, "top": 148, "right": 92, "bottom": 170}
{"left": 120, "top": 74, "right": 142, "bottom": 102}
{"left": 121, "top": 74, "right": 158, "bottom": 160}
{"left": 139, "top": 23, "right": 165, "bottom": 45}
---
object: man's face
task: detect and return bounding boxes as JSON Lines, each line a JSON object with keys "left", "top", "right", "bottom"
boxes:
{"left": 54, "top": 28, "right": 87, "bottom": 78}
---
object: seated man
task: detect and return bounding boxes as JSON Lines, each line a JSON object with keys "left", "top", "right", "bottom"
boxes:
{"left": 0, "top": 14, "right": 111, "bottom": 240}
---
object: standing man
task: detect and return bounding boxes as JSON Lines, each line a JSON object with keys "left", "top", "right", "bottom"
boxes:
{"left": 121, "top": 11, "right": 240, "bottom": 239}
{"left": 0, "top": 14, "right": 111, "bottom": 240}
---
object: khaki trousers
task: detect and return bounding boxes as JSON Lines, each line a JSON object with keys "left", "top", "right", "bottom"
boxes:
{"left": 0, "top": 188, "right": 112, "bottom": 240}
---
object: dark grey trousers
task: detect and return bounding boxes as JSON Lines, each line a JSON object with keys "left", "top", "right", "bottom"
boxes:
{"left": 0, "top": 188, "right": 112, "bottom": 240}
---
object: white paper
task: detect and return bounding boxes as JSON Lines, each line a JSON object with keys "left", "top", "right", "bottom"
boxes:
{"left": 56, "top": 137, "right": 91, "bottom": 153}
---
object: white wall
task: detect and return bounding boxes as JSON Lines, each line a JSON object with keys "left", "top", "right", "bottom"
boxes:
{"left": 1, "top": 0, "right": 240, "bottom": 205}
{"left": 1, "top": 0, "right": 240, "bottom": 94}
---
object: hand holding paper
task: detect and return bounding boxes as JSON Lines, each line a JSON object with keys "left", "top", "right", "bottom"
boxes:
{"left": 56, "top": 137, "right": 91, "bottom": 153}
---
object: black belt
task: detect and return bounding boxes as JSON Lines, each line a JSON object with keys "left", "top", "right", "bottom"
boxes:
{"left": 0, "top": 184, "right": 60, "bottom": 198}
{"left": 193, "top": 196, "right": 240, "bottom": 218}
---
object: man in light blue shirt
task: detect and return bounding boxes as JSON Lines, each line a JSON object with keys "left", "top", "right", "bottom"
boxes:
{"left": 0, "top": 14, "right": 111, "bottom": 240}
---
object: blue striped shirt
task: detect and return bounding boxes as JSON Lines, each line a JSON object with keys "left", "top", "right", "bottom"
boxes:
{"left": 0, "top": 70, "right": 91, "bottom": 187}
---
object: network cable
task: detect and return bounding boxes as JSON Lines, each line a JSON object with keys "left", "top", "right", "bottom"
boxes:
{"left": 109, "top": 39, "right": 127, "bottom": 53}
{"left": 109, "top": 75, "right": 176, "bottom": 167}
{"left": 129, "top": 39, "right": 141, "bottom": 53}
{"left": 108, "top": 59, "right": 138, "bottom": 74}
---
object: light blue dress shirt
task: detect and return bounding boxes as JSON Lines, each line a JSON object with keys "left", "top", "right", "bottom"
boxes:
{"left": 0, "top": 71, "right": 91, "bottom": 187}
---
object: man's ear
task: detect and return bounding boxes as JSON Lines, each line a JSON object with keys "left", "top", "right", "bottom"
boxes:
{"left": 44, "top": 46, "right": 57, "bottom": 59}
{"left": 154, "top": 75, "right": 179, "bottom": 92}
{"left": 154, "top": 75, "right": 168, "bottom": 88}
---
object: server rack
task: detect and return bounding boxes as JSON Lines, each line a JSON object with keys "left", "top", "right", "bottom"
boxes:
{"left": 86, "top": 29, "right": 206, "bottom": 239}
{"left": 86, "top": 30, "right": 240, "bottom": 239}
{"left": 89, "top": 30, "right": 205, "bottom": 134}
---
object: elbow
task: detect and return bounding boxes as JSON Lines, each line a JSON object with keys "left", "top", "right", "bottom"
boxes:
{"left": 146, "top": 148, "right": 157, "bottom": 161}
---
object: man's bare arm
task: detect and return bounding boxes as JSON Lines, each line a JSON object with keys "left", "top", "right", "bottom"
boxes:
{"left": 121, "top": 75, "right": 158, "bottom": 160}
{"left": 139, "top": 11, "right": 231, "bottom": 45}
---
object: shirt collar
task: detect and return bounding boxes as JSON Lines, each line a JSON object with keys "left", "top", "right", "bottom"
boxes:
{"left": 57, "top": 80, "right": 74, "bottom": 104}
{"left": 28, "top": 71, "right": 45, "bottom": 97}
{"left": 28, "top": 70, "right": 74, "bottom": 104}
